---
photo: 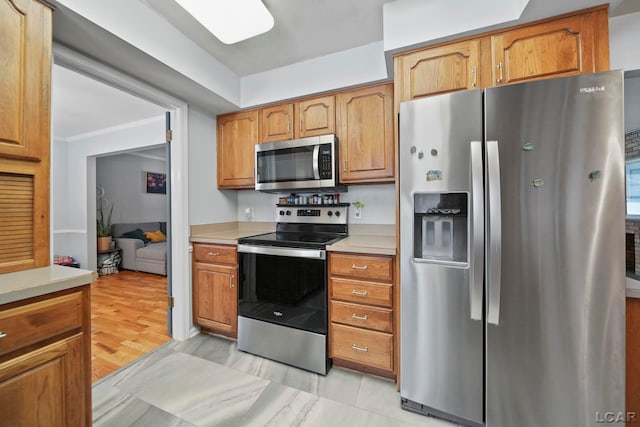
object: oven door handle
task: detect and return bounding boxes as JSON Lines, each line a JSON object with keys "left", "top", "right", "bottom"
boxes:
{"left": 237, "top": 244, "right": 326, "bottom": 260}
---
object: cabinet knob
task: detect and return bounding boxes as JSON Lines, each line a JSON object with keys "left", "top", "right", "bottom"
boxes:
{"left": 343, "top": 160, "right": 347, "bottom": 172}
{"left": 0, "top": 331, "right": 7, "bottom": 339}
{"left": 496, "top": 62, "right": 503, "bottom": 83}
{"left": 472, "top": 66, "right": 477, "bottom": 87}
{"left": 230, "top": 275, "right": 235, "bottom": 288}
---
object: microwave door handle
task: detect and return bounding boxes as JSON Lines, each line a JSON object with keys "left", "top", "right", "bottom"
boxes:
{"left": 312, "top": 145, "right": 320, "bottom": 180}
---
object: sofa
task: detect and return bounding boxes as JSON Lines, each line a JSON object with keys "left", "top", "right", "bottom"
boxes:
{"left": 112, "top": 222, "right": 167, "bottom": 276}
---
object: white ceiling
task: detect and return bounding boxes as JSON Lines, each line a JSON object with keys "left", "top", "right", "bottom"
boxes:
{"left": 141, "top": 0, "right": 393, "bottom": 77}
{"left": 51, "top": 0, "right": 640, "bottom": 139}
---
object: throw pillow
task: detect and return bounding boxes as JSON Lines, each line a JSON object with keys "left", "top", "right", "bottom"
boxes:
{"left": 121, "top": 228, "right": 150, "bottom": 244}
{"left": 144, "top": 230, "right": 166, "bottom": 242}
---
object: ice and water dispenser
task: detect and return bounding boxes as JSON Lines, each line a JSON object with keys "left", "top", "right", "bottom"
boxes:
{"left": 413, "top": 193, "right": 468, "bottom": 265}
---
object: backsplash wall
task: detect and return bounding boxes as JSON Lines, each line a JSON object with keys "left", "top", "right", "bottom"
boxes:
{"left": 237, "top": 184, "right": 396, "bottom": 224}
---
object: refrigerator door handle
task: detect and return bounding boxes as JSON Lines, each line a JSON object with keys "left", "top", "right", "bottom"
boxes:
{"left": 486, "top": 140, "right": 502, "bottom": 325}
{"left": 469, "top": 141, "right": 484, "bottom": 321}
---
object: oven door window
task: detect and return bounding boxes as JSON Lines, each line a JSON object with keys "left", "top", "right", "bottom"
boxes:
{"left": 256, "top": 146, "right": 316, "bottom": 184}
{"left": 239, "top": 252, "right": 327, "bottom": 334}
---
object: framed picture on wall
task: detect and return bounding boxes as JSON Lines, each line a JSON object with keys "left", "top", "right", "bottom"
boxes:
{"left": 145, "top": 171, "right": 166, "bottom": 194}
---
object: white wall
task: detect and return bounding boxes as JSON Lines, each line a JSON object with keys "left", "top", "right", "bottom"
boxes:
{"left": 610, "top": 11, "right": 640, "bottom": 71}
{"left": 188, "top": 108, "right": 237, "bottom": 225}
{"left": 96, "top": 151, "right": 168, "bottom": 224}
{"left": 53, "top": 116, "right": 165, "bottom": 270}
{"left": 241, "top": 42, "right": 389, "bottom": 107}
{"left": 237, "top": 184, "right": 396, "bottom": 224}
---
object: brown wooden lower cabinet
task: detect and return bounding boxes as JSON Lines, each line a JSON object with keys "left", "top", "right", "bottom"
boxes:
{"left": 628, "top": 297, "right": 640, "bottom": 416}
{"left": 192, "top": 243, "right": 238, "bottom": 337}
{"left": 0, "top": 287, "right": 91, "bottom": 427}
{"left": 329, "top": 252, "right": 396, "bottom": 378}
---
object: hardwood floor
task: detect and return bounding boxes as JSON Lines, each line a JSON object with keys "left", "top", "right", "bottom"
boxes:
{"left": 91, "top": 270, "right": 171, "bottom": 382}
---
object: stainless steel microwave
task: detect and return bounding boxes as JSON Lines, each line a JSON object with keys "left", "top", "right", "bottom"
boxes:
{"left": 255, "top": 134, "right": 344, "bottom": 192}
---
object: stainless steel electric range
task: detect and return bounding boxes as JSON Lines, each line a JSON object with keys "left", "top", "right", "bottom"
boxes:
{"left": 237, "top": 204, "right": 349, "bottom": 375}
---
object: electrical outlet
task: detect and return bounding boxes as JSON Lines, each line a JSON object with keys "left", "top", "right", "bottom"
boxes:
{"left": 354, "top": 207, "right": 362, "bottom": 219}
{"left": 244, "top": 207, "right": 254, "bottom": 219}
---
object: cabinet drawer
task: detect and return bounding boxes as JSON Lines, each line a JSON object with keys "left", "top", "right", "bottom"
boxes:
{"left": 193, "top": 244, "right": 237, "bottom": 264}
{"left": 331, "top": 278, "right": 392, "bottom": 308}
{"left": 330, "top": 253, "right": 393, "bottom": 281}
{"left": 330, "top": 323, "right": 392, "bottom": 372}
{"left": 0, "top": 292, "right": 83, "bottom": 357}
{"left": 331, "top": 301, "right": 392, "bottom": 333}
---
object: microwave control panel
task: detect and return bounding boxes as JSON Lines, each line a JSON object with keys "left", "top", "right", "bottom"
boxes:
{"left": 319, "top": 144, "right": 333, "bottom": 179}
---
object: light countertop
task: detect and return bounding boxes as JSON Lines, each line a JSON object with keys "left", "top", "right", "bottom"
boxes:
{"left": 190, "top": 222, "right": 275, "bottom": 245}
{"left": 0, "top": 265, "right": 97, "bottom": 306}
{"left": 190, "top": 222, "right": 397, "bottom": 256}
{"left": 327, "top": 235, "right": 396, "bottom": 256}
{"left": 627, "top": 277, "right": 640, "bottom": 298}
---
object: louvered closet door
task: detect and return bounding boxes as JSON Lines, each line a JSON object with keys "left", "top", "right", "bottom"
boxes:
{"left": 0, "top": 159, "right": 49, "bottom": 273}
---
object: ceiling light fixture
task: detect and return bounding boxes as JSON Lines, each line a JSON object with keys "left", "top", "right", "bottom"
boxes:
{"left": 175, "top": 0, "right": 274, "bottom": 44}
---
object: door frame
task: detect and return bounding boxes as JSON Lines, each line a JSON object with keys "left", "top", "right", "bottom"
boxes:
{"left": 53, "top": 44, "right": 196, "bottom": 341}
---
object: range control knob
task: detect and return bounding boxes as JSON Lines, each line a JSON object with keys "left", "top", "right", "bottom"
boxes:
{"left": 327, "top": 211, "right": 333, "bottom": 216}
{"left": 335, "top": 211, "right": 341, "bottom": 217}
{"left": 286, "top": 210, "right": 292, "bottom": 216}
{"left": 279, "top": 210, "right": 285, "bottom": 216}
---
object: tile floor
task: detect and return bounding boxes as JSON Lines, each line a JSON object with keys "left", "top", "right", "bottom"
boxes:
{"left": 92, "top": 333, "right": 458, "bottom": 426}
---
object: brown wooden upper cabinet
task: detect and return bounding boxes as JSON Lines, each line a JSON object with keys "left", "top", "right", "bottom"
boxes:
{"left": 337, "top": 83, "right": 394, "bottom": 183}
{"left": 0, "top": 0, "right": 52, "bottom": 274}
{"left": 260, "top": 103, "right": 294, "bottom": 143}
{"left": 491, "top": 8, "right": 609, "bottom": 86}
{"left": 259, "top": 95, "right": 336, "bottom": 143}
{"left": 297, "top": 95, "right": 336, "bottom": 138}
{"left": 0, "top": 0, "right": 51, "bottom": 162}
{"left": 394, "top": 5, "right": 609, "bottom": 104}
{"left": 395, "top": 39, "right": 482, "bottom": 102}
{"left": 216, "top": 110, "right": 258, "bottom": 189}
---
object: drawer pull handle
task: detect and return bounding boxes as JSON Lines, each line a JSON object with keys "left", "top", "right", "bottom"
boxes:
{"left": 351, "top": 313, "right": 368, "bottom": 321}
{"left": 351, "top": 264, "right": 368, "bottom": 270}
{"left": 0, "top": 332, "right": 7, "bottom": 339}
{"left": 207, "top": 252, "right": 220, "bottom": 256}
{"left": 352, "top": 344, "right": 368, "bottom": 352}
{"left": 351, "top": 289, "right": 368, "bottom": 296}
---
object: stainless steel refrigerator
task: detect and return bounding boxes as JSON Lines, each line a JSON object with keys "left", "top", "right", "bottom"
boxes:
{"left": 399, "top": 71, "right": 625, "bottom": 427}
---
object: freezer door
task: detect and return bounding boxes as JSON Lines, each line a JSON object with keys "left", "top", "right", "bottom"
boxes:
{"left": 485, "top": 71, "right": 625, "bottom": 427}
{"left": 399, "top": 90, "right": 484, "bottom": 426}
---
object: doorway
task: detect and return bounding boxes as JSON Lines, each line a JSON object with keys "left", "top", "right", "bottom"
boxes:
{"left": 51, "top": 47, "right": 192, "bottom": 380}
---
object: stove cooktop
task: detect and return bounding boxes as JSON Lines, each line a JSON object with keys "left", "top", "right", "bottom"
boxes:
{"left": 238, "top": 231, "right": 346, "bottom": 250}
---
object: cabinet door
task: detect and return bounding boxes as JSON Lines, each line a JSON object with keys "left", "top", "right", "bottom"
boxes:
{"left": 193, "top": 262, "right": 238, "bottom": 337}
{"left": 490, "top": 9, "right": 609, "bottom": 86}
{"left": 628, "top": 298, "right": 640, "bottom": 416}
{"left": 216, "top": 110, "right": 258, "bottom": 189}
{"left": 0, "top": 334, "right": 86, "bottom": 427}
{"left": 395, "top": 39, "right": 482, "bottom": 103}
{"left": 260, "top": 103, "right": 294, "bottom": 143}
{"left": 0, "top": 0, "right": 52, "bottom": 161}
{"left": 337, "top": 83, "right": 394, "bottom": 183}
{"left": 296, "top": 95, "right": 335, "bottom": 138}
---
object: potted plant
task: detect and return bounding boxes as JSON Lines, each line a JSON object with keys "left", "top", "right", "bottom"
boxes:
{"left": 97, "top": 200, "right": 114, "bottom": 252}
